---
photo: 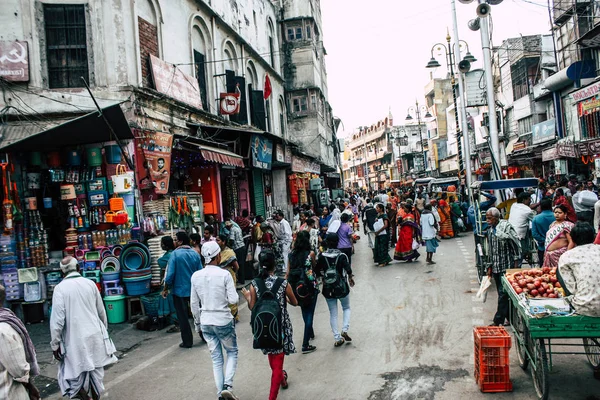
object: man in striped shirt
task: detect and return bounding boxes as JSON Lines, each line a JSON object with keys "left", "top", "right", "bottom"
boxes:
{"left": 485, "top": 207, "right": 521, "bottom": 326}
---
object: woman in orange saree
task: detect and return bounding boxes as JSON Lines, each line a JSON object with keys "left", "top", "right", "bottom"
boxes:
{"left": 438, "top": 194, "right": 454, "bottom": 239}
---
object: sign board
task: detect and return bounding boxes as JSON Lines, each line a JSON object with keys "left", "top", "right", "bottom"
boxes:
{"left": 513, "top": 142, "right": 527, "bottom": 151}
{"left": 219, "top": 92, "right": 240, "bottom": 115}
{"left": 571, "top": 81, "right": 600, "bottom": 103}
{"left": 577, "top": 138, "right": 600, "bottom": 156}
{"left": 580, "top": 96, "right": 600, "bottom": 114}
{"left": 464, "top": 69, "right": 487, "bottom": 107}
{"left": 150, "top": 55, "right": 202, "bottom": 110}
{"left": 556, "top": 142, "right": 578, "bottom": 158}
{"left": 284, "top": 145, "right": 292, "bottom": 164}
{"left": 554, "top": 159, "right": 568, "bottom": 176}
{"left": 139, "top": 131, "right": 173, "bottom": 195}
{"left": 532, "top": 119, "right": 556, "bottom": 145}
{"left": 0, "top": 41, "right": 29, "bottom": 82}
{"left": 542, "top": 147, "right": 560, "bottom": 162}
{"left": 291, "top": 156, "right": 320, "bottom": 174}
{"left": 275, "top": 144, "right": 285, "bottom": 163}
{"left": 250, "top": 134, "right": 273, "bottom": 170}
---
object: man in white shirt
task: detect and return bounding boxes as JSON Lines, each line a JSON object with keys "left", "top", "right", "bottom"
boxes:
{"left": 508, "top": 192, "right": 535, "bottom": 265}
{"left": 191, "top": 242, "right": 240, "bottom": 400}
{"left": 379, "top": 190, "right": 389, "bottom": 207}
{"left": 573, "top": 184, "right": 598, "bottom": 223}
{"left": 0, "top": 285, "right": 40, "bottom": 400}
{"left": 274, "top": 210, "right": 293, "bottom": 273}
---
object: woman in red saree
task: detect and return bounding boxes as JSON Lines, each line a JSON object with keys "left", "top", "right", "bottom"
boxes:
{"left": 552, "top": 188, "right": 577, "bottom": 223}
{"left": 437, "top": 194, "right": 454, "bottom": 239}
{"left": 543, "top": 204, "right": 575, "bottom": 268}
{"left": 394, "top": 204, "right": 422, "bottom": 262}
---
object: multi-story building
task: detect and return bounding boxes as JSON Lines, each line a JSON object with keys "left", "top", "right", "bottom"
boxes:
{"left": 0, "top": 0, "right": 338, "bottom": 219}
{"left": 424, "top": 78, "right": 455, "bottom": 177}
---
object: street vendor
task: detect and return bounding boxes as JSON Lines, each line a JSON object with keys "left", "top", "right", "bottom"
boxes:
{"left": 557, "top": 222, "right": 600, "bottom": 317}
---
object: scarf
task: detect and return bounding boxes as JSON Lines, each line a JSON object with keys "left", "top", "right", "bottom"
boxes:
{"left": 219, "top": 247, "right": 237, "bottom": 267}
{"left": 0, "top": 308, "right": 40, "bottom": 376}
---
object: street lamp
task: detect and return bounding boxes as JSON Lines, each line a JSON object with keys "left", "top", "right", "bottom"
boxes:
{"left": 405, "top": 100, "right": 431, "bottom": 175}
{"left": 390, "top": 128, "right": 409, "bottom": 181}
{"left": 426, "top": 31, "right": 475, "bottom": 199}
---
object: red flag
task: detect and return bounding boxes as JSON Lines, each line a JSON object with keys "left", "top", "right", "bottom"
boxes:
{"left": 264, "top": 74, "right": 272, "bottom": 99}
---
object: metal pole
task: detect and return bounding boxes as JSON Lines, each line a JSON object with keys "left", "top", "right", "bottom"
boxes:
{"left": 415, "top": 101, "right": 428, "bottom": 175}
{"left": 363, "top": 133, "right": 370, "bottom": 192}
{"left": 478, "top": 5, "right": 501, "bottom": 180}
{"left": 451, "top": 0, "right": 474, "bottom": 200}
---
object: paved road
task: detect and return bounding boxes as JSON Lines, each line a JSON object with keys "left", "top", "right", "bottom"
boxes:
{"left": 39, "top": 233, "right": 600, "bottom": 400}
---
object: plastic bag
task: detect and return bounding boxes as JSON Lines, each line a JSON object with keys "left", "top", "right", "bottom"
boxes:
{"left": 476, "top": 276, "right": 492, "bottom": 302}
{"left": 412, "top": 239, "right": 420, "bottom": 250}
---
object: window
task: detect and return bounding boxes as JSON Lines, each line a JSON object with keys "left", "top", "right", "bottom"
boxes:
{"left": 44, "top": 4, "right": 89, "bottom": 88}
{"left": 306, "top": 25, "right": 312, "bottom": 39}
{"left": 292, "top": 96, "right": 307, "bottom": 112}
{"left": 287, "top": 28, "right": 294, "bottom": 41}
{"left": 295, "top": 27, "right": 302, "bottom": 40}
{"left": 518, "top": 116, "right": 533, "bottom": 135}
{"left": 310, "top": 94, "right": 317, "bottom": 110}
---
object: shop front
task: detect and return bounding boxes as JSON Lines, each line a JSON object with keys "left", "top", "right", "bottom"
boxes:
{"left": 250, "top": 135, "right": 274, "bottom": 219}
{"left": 289, "top": 155, "right": 321, "bottom": 207}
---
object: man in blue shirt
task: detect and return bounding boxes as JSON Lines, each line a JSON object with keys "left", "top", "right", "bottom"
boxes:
{"left": 468, "top": 191, "right": 497, "bottom": 234}
{"left": 163, "top": 231, "right": 202, "bottom": 348}
{"left": 531, "top": 198, "right": 555, "bottom": 267}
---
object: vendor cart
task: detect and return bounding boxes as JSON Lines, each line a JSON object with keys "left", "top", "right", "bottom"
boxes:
{"left": 502, "top": 273, "right": 600, "bottom": 400}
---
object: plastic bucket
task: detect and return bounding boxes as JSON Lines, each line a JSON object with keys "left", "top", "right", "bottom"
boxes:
{"left": 30, "top": 152, "right": 42, "bottom": 166}
{"left": 47, "top": 151, "right": 61, "bottom": 168}
{"left": 104, "top": 145, "right": 122, "bottom": 164}
{"left": 104, "top": 295, "right": 126, "bottom": 324}
{"left": 124, "top": 278, "right": 151, "bottom": 296}
{"left": 66, "top": 150, "right": 81, "bottom": 166}
{"left": 87, "top": 147, "right": 103, "bottom": 167}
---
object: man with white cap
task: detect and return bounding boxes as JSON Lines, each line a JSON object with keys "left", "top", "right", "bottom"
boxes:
{"left": 191, "top": 241, "right": 240, "bottom": 400}
{"left": 50, "top": 256, "right": 117, "bottom": 400}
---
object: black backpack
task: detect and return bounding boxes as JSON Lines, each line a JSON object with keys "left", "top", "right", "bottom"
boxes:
{"left": 287, "top": 253, "right": 314, "bottom": 305}
{"left": 251, "top": 278, "right": 284, "bottom": 350}
{"left": 364, "top": 206, "right": 378, "bottom": 231}
{"left": 321, "top": 253, "right": 349, "bottom": 299}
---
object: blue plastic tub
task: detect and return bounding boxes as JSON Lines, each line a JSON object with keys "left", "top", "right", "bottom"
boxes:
{"left": 104, "top": 145, "right": 122, "bottom": 164}
{"left": 124, "top": 278, "right": 151, "bottom": 296}
{"left": 101, "top": 272, "right": 120, "bottom": 281}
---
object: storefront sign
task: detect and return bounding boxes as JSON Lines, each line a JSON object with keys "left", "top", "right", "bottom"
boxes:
{"left": 532, "top": 119, "right": 556, "bottom": 145}
{"left": 580, "top": 96, "right": 600, "bottom": 114}
{"left": 0, "top": 41, "right": 29, "bottom": 82}
{"left": 275, "top": 144, "right": 285, "bottom": 163}
{"left": 577, "top": 138, "right": 600, "bottom": 156}
{"left": 556, "top": 142, "right": 578, "bottom": 158}
{"left": 251, "top": 135, "right": 273, "bottom": 170}
{"left": 542, "top": 147, "right": 560, "bottom": 162}
{"left": 284, "top": 145, "right": 292, "bottom": 164}
{"left": 571, "top": 81, "right": 600, "bottom": 103}
{"left": 150, "top": 55, "right": 202, "bottom": 110}
{"left": 326, "top": 172, "right": 340, "bottom": 178}
{"left": 291, "top": 156, "right": 321, "bottom": 174}
{"left": 140, "top": 131, "right": 174, "bottom": 195}
{"left": 513, "top": 142, "right": 527, "bottom": 151}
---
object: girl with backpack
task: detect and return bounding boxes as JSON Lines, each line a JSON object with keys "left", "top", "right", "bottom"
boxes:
{"left": 242, "top": 251, "right": 297, "bottom": 400}
{"left": 316, "top": 233, "right": 355, "bottom": 347}
{"left": 286, "top": 231, "right": 318, "bottom": 354}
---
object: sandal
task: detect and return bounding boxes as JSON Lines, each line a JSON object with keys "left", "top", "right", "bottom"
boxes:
{"left": 281, "top": 370, "right": 289, "bottom": 389}
{"left": 167, "top": 326, "right": 180, "bottom": 333}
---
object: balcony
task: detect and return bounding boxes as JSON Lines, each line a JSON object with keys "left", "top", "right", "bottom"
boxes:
{"left": 553, "top": 0, "right": 591, "bottom": 26}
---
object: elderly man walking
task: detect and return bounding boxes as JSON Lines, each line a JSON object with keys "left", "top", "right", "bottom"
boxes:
{"left": 50, "top": 257, "right": 117, "bottom": 399}
{"left": 485, "top": 208, "right": 521, "bottom": 326}
{"left": 274, "top": 210, "right": 293, "bottom": 273}
{"left": 0, "top": 285, "right": 41, "bottom": 400}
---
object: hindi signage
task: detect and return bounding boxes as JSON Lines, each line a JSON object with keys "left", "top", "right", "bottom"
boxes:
{"left": 150, "top": 55, "right": 202, "bottom": 110}
{"left": 0, "top": 41, "right": 29, "bottom": 82}
{"left": 571, "top": 81, "right": 600, "bottom": 103}
{"left": 577, "top": 138, "right": 600, "bottom": 156}
{"left": 532, "top": 119, "right": 556, "bottom": 145}
{"left": 291, "top": 156, "right": 321, "bottom": 174}
{"left": 542, "top": 147, "right": 559, "bottom": 162}
{"left": 250, "top": 135, "right": 273, "bottom": 170}
{"left": 275, "top": 144, "right": 285, "bottom": 163}
{"left": 556, "top": 142, "right": 578, "bottom": 158}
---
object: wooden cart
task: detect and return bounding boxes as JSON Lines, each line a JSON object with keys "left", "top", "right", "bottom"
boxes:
{"left": 502, "top": 274, "right": 600, "bottom": 399}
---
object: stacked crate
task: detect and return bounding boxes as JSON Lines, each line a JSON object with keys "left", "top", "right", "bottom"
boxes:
{"left": 473, "top": 326, "right": 513, "bottom": 392}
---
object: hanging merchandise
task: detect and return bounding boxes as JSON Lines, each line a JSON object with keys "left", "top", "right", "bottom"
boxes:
{"left": 1, "top": 157, "right": 13, "bottom": 234}
{"left": 111, "top": 164, "right": 134, "bottom": 193}
{"left": 139, "top": 131, "right": 174, "bottom": 195}
{"left": 168, "top": 193, "right": 202, "bottom": 231}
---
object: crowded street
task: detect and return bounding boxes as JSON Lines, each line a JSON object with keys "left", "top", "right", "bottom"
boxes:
{"left": 18, "top": 230, "right": 594, "bottom": 400}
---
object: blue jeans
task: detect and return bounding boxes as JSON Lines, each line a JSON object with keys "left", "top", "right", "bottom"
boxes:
{"left": 326, "top": 295, "right": 351, "bottom": 341}
{"left": 300, "top": 295, "right": 318, "bottom": 347}
{"left": 201, "top": 321, "right": 238, "bottom": 396}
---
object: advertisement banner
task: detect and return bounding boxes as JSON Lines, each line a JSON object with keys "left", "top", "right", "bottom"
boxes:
{"left": 140, "top": 131, "right": 173, "bottom": 194}
{"left": 580, "top": 96, "right": 600, "bottom": 114}
{"left": 291, "top": 156, "right": 321, "bottom": 174}
{"left": 532, "top": 119, "right": 556, "bottom": 145}
{"left": 251, "top": 135, "right": 273, "bottom": 170}
{"left": 150, "top": 55, "right": 202, "bottom": 110}
{"left": 0, "top": 41, "right": 29, "bottom": 82}
{"left": 542, "top": 147, "right": 560, "bottom": 162}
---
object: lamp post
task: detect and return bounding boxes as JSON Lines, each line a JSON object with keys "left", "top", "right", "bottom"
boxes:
{"left": 405, "top": 101, "right": 432, "bottom": 176}
{"left": 390, "top": 128, "right": 409, "bottom": 181}
{"left": 426, "top": 29, "right": 475, "bottom": 200}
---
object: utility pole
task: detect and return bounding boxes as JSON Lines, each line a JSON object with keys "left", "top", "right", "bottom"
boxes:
{"left": 451, "top": 0, "right": 474, "bottom": 201}
{"left": 478, "top": 1, "right": 501, "bottom": 180}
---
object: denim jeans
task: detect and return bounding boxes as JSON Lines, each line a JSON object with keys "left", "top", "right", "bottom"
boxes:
{"left": 326, "top": 295, "right": 351, "bottom": 341}
{"left": 201, "top": 321, "right": 238, "bottom": 396}
{"left": 300, "top": 295, "right": 318, "bottom": 347}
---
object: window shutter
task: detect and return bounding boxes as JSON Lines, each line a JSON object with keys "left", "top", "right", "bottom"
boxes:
{"left": 251, "top": 90, "right": 267, "bottom": 131}
{"left": 226, "top": 71, "right": 247, "bottom": 124}
{"left": 252, "top": 170, "right": 266, "bottom": 218}
{"left": 194, "top": 51, "right": 208, "bottom": 110}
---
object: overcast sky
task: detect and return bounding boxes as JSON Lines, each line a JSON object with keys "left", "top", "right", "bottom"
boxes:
{"left": 320, "top": 0, "right": 552, "bottom": 138}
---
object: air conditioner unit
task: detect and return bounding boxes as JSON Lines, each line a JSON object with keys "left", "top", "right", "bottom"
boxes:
{"left": 309, "top": 178, "right": 322, "bottom": 190}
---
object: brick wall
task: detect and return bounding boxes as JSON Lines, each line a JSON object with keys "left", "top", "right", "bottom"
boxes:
{"left": 138, "top": 16, "right": 158, "bottom": 87}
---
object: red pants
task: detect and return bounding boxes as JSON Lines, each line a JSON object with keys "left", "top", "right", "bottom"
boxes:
{"left": 268, "top": 353, "right": 285, "bottom": 400}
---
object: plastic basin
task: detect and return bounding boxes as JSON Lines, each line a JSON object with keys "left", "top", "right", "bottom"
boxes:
{"left": 124, "top": 278, "right": 151, "bottom": 296}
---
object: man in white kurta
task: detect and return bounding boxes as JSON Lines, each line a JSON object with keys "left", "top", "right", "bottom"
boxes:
{"left": 50, "top": 257, "right": 117, "bottom": 399}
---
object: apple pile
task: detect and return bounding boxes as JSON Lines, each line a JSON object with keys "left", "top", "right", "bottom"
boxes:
{"left": 506, "top": 267, "right": 563, "bottom": 298}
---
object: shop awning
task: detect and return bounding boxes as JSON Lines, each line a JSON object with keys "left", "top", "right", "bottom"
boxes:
{"left": 177, "top": 139, "right": 244, "bottom": 168}
{"left": 0, "top": 103, "right": 133, "bottom": 152}
{"left": 543, "top": 60, "right": 596, "bottom": 92}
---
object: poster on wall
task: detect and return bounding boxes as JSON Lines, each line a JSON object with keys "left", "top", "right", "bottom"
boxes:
{"left": 140, "top": 131, "right": 174, "bottom": 194}
{"left": 251, "top": 134, "right": 273, "bottom": 170}
{"left": 0, "top": 41, "right": 29, "bottom": 82}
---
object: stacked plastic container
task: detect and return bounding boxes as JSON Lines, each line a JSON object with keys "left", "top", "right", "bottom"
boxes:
{"left": 0, "top": 236, "right": 19, "bottom": 301}
{"left": 473, "top": 326, "right": 513, "bottom": 393}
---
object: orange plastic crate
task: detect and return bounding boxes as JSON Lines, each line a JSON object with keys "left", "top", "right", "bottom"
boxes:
{"left": 473, "top": 326, "right": 512, "bottom": 348}
{"left": 473, "top": 326, "right": 512, "bottom": 393}
{"left": 474, "top": 342, "right": 510, "bottom": 368}
{"left": 475, "top": 365, "right": 513, "bottom": 393}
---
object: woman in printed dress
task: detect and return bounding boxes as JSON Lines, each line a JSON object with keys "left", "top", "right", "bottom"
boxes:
{"left": 543, "top": 204, "right": 575, "bottom": 268}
